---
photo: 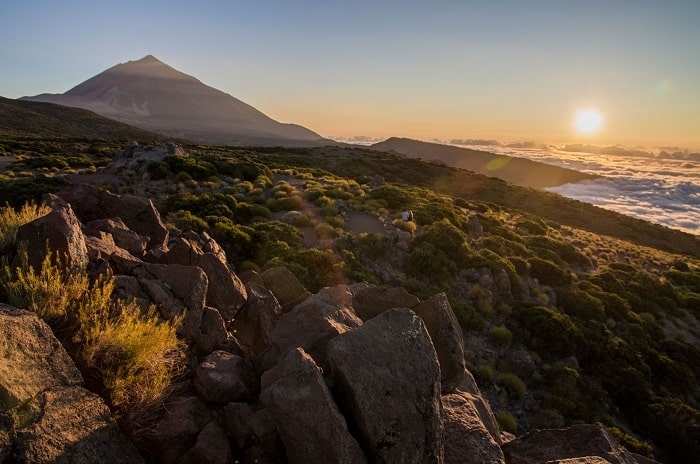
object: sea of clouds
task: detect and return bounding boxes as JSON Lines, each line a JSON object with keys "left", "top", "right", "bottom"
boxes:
{"left": 464, "top": 144, "right": 700, "bottom": 236}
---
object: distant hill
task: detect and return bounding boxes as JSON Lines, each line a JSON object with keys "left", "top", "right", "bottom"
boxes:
{"left": 21, "top": 55, "right": 333, "bottom": 147}
{"left": 0, "top": 96, "right": 166, "bottom": 141}
{"left": 372, "top": 137, "right": 598, "bottom": 189}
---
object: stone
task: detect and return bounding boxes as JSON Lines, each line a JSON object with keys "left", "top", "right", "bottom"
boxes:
{"left": 0, "top": 305, "right": 83, "bottom": 410}
{"left": 176, "top": 421, "right": 232, "bottom": 464}
{"left": 352, "top": 285, "right": 420, "bottom": 321}
{"left": 327, "top": 308, "right": 443, "bottom": 463}
{"left": 260, "top": 348, "right": 366, "bottom": 464}
{"left": 256, "top": 285, "right": 362, "bottom": 373}
{"left": 229, "top": 282, "right": 283, "bottom": 361}
{"left": 412, "top": 292, "right": 466, "bottom": 393}
{"left": 15, "top": 204, "right": 88, "bottom": 271}
{"left": 455, "top": 371, "right": 502, "bottom": 446}
{"left": 502, "top": 349, "right": 537, "bottom": 379}
{"left": 502, "top": 423, "right": 642, "bottom": 464}
{"left": 260, "top": 266, "right": 310, "bottom": 309}
{"left": 442, "top": 392, "right": 504, "bottom": 464}
{"left": 10, "top": 386, "right": 143, "bottom": 464}
{"left": 148, "top": 396, "right": 211, "bottom": 464}
{"left": 224, "top": 402, "right": 255, "bottom": 449}
{"left": 58, "top": 184, "right": 168, "bottom": 250}
{"left": 194, "top": 350, "right": 258, "bottom": 403}
{"left": 85, "top": 217, "right": 148, "bottom": 257}
{"left": 194, "top": 306, "right": 229, "bottom": 356}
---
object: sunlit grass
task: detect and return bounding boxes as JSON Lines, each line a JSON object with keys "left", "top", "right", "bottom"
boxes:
{"left": 0, "top": 201, "right": 51, "bottom": 250}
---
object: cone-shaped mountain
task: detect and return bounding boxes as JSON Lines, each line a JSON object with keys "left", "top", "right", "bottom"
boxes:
{"left": 22, "top": 55, "right": 329, "bottom": 146}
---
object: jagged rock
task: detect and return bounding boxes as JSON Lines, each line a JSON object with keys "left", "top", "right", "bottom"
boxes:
{"left": 224, "top": 402, "right": 255, "bottom": 449}
{"left": 260, "top": 348, "right": 366, "bottom": 464}
{"left": 194, "top": 350, "right": 258, "bottom": 403}
{"left": 84, "top": 231, "right": 142, "bottom": 266}
{"left": 112, "top": 275, "right": 150, "bottom": 308}
{"left": 133, "top": 263, "right": 208, "bottom": 341}
{"left": 58, "top": 184, "right": 168, "bottom": 250}
{"left": 546, "top": 458, "right": 614, "bottom": 464}
{"left": 248, "top": 408, "right": 284, "bottom": 462}
{"left": 0, "top": 412, "right": 12, "bottom": 461}
{"left": 442, "top": 392, "right": 505, "bottom": 464}
{"left": 352, "top": 285, "right": 420, "bottom": 321}
{"left": 194, "top": 306, "right": 230, "bottom": 355}
{"left": 0, "top": 305, "right": 83, "bottom": 409}
{"left": 457, "top": 370, "right": 502, "bottom": 446}
{"left": 327, "top": 308, "right": 444, "bottom": 464}
{"left": 229, "top": 282, "right": 283, "bottom": 361}
{"left": 176, "top": 421, "right": 232, "bottom": 464}
{"left": 502, "top": 423, "right": 643, "bottom": 464}
{"left": 15, "top": 203, "right": 88, "bottom": 271}
{"left": 148, "top": 237, "right": 247, "bottom": 321}
{"left": 256, "top": 284, "right": 362, "bottom": 373}
{"left": 413, "top": 292, "right": 466, "bottom": 393}
{"left": 148, "top": 396, "right": 211, "bottom": 464}
{"left": 261, "top": 266, "right": 311, "bottom": 310}
{"left": 85, "top": 217, "right": 148, "bottom": 257}
{"left": 10, "top": 386, "right": 143, "bottom": 464}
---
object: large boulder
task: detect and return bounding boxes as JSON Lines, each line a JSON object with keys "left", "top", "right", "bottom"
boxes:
{"left": 15, "top": 204, "right": 88, "bottom": 271}
{"left": 260, "top": 266, "right": 310, "bottom": 310}
{"left": 0, "top": 305, "right": 83, "bottom": 409}
{"left": 85, "top": 218, "right": 148, "bottom": 258}
{"left": 454, "top": 371, "right": 502, "bottom": 446}
{"left": 442, "top": 392, "right": 504, "bottom": 464}
{"left": 412, "top": 292, "right": 466, "bottom": 393}
{"left": 58, "top": 184, "right": 168, "bottom": 250}
{"left": 194, "top": 350, "right": 259, "bottom": 403}
{"left": 352, "top": 285, "right": 420, "bottom": 321}
{"left": 256, "top": 285, "right": 363, "bottom": 373}
{"left": 175, "top": 421, "right": 232, "bottom": 464}
{"left": 10, "top": 386, "right": 143, "bottom": 464}
{"left": 0, "top": 305, "right": 142, "bottom": 464}
{"left": 149, "top": 237, "right": 247, "bottom": 321}
{"left": 147, "top": 396, "right": 211, "bottom": 464}
{"left": 502, "top": 423, "right": 646, "bottom": 464}
{"left": 260, "top": 348, "right": 366, "bottom": 464}
{"left": 327, "top": 308, "right": 444, "bottom": 464}
{"left": 194, "top": 306, "right": 231, "bottom": 356}
{"left": 229, "top": 281, "right": 283, "bottom": 361}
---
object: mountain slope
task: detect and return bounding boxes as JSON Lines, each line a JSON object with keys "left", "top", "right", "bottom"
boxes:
{"left": 0, "top": 96, "right": 165, "bottom": 141}
{"left": 372, "top": 137, "right": 598, "bottom": 189}
{"left": 22, "top": 55, "right": 331, "bottom": 147}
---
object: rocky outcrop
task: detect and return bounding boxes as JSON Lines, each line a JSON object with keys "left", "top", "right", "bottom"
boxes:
{"left": 327, "top": 308, "right": 444, "bottom": 463}
{"left": 0, "top": 305, "right": 143, "bottom": 464}
{"left": 194, "top": 350, "right": 258, "bottom": 403}
{"left": 502, "top": 423, "right": 650, "bottom": 464}
{"left": 15, "top": 202, "right": 88, "bottom": 271}
{"left": 260, "top": 266, "right": 311, "bottom": 309}
{"left": 260, "top": 348, "right": 366, "bottom": 464}
{"left": 229, "top": 281, "right": 282, "bottom": 361}
{"left": 147, "top": 396, "right": 211, "bottom": 464}
{"left": 352, "top": 284, "right": 420, "bottom": 321}
{"left": 413, "top": 292, "right": 466, "bottom": 393}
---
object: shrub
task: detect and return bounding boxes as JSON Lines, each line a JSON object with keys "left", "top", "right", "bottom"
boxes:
{"left": 393, "top": 218, "right": 417, "bottom": 234}
{"left": 477, "top": 364, "right": 495, "bottom": 382}
{"left": 496, "top": 411, "right": 517, "bottom": 433}
{"left": 0, "top": 202, "right": 51, "bottom": 251}
{"left": 527, "top": 257, "right": 572, "bottom": 286}
{"left": 497, "top": 372, "right": 527, "bottom": 399}
{"left": 489, "top": 326, "right": 513, "bottom": 349}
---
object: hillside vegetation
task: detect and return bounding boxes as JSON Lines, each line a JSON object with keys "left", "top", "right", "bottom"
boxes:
{"left": 1, "top": 138, "right": 699, "bottom": 463}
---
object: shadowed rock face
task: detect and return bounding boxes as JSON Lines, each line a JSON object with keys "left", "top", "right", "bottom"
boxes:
{"left": 22, "top": 55, "right": 330, "bottom": 146}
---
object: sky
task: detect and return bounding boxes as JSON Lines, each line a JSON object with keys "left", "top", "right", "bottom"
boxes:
{"left": 1, "top": 0, "right": 699, "bottom": 149}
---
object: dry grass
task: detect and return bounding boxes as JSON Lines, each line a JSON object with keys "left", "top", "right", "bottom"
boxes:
{"left": 0, "top": 201, "right": 50, "bottom": 250}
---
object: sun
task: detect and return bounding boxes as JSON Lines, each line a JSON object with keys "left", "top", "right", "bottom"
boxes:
{"left": 574, "top": 109, "right": 603, "bottom": 135}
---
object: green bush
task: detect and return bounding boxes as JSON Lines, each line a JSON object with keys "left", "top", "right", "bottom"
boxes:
{"left": 489, "top": 325, "right": 513, "bottom": 348}
{"left": 497, "top": 372, "right": 527, "bottom": 399}
{"left": 496, "top": 411, "right": 517, "bottom": 433}
{"left": 527, "top": 257, "right": 572, "bottom": 286}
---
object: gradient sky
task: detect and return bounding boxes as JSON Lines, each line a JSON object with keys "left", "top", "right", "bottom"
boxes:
{"left": 1, "top": 0, "right": 699, "bottom": 148}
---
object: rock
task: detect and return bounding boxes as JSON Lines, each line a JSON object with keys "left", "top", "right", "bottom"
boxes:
{"left": 176, "top": 421, "right": 232, "bottom": 464}
{"left": 502, "top": 423, "right": 642, "bottom": 464}
{"left": 194, "top": 350, "right": 258, "bottom": 403}
{"left": 412, "top": 292, "right": 466, "bottom": 393}
{"left": 502, "top": 350, "right": 536, "bottom": 379}
{"left": 256, "top": 285, "right": 362, "bottom": 373}
{"left": 455, "top": 370, "right": 502, "bottom": 446}
{"left": 279, "top": 210, "right": 304, "bottom": 224}
{"left": 150, "top": 237, "right": 247, "bottom": 321}
{"left": 85, "top": 218, "right": 148, "bottom": 257}
{"left": 15, "top": 204, "right": 88, "bottom": 271}
{"left": 229, "top": 282, "right": 283, "bottom": 361}
{"left": 261, "top": 266, "right": 310, "bottom": 310}
{"left": 58, "top": 184, "right": 168, "bottom": 250}
{"left": 442, "top": 392, "right": 504, "bottom": 464}
{"left": 84, "top": 232, "right": 141, "bottom": 266}
{"left": 148, "top": 396, "right": 211, "bottom": 464}
{"left": 260, "top": 348, "right": 366, "bottom": 464}
{"left": 0, "top": 305, "right": 83, "bottom": 410}
{"left": 224, "top": 402, "right": 255, "bottom": 449}
{"left": 194, "top": 306, "right": 230, "bottom": 356}
{"left": 546, "top": 458, "right": 614, "bottom": 464}
{"left": 352, "top": 285, "right": 420, "bottom": 321}
{"left": 248, "top": 408, "right": 284, "bottom": 462}
{"left": 327, "top": 308, "right": 444, "bottom": 463}
{"left": 9, "top": 386, "right": 143, "bottom": 464}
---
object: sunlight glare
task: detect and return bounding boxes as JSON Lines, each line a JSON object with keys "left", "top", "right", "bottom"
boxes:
{"left": 575, "top": 109, "right": 603, "bottom": 135}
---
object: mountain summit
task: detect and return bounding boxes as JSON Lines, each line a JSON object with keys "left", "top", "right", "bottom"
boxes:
{"left": 22, "top": 55, "right": 329, "bottom": 146}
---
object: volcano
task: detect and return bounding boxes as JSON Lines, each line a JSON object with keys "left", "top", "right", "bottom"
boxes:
{"left": 22, "top": 55, "right": 330, "bottom": 146}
